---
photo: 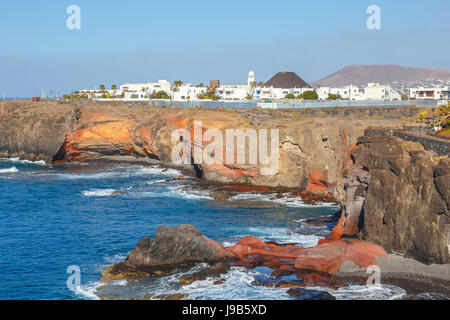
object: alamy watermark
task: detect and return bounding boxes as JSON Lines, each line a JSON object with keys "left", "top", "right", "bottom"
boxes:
{"left": 66, "top": 5, "right": 81, "bottom": 30}
{"left": 366, "top": 265, "right": 381, "bottom": 286}
{"left": 171, "top": 121, "right": 279, "bottom": 176}
{"left": 66, "top": 265, "right": 81, "bottom": 292}
{"left": 366, "top": 5, "right": 381, "bottom": 30}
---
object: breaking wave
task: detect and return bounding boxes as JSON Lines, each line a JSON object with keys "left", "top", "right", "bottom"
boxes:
{"left": 61, "top": 165, "right": 180, "bottom": 180}
{"left": 223, "top": 225, "right": 322, "bottom": 248}
{"left": 229, "top": 193, "right": 339, "bottom": 208}
{"left": 319, "top": 284, "right": 407, "bottom": 300}
{"left": 1, "top": 157, "right": 46, "bottom": 166}
{"left": 73, "top": 282, "right": 103, "bottom": 300}
{"left": 0, "top": 167, "right": 19, "bottom": 174}
{"left": 171, "top": 267, "right": 292, "bottom": 300}
{"left": 82, "top": 189, "right": 119, "bottom": 197}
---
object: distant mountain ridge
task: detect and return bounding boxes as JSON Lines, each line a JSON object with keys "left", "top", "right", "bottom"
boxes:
{"left": 313, "top": 65, "right": 450, "bottom": 87}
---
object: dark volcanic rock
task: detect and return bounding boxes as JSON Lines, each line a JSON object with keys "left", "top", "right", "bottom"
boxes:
{"left": 179, "top": 261, "right": 230, "bottom": 285}
{"left": 0, "top": 102, "right": 77, "bottom": 162}
{"left": 286, "top": 288, "right": 336, "bottom": 300}
{"left": 342, "top": 134, "right": 450, "bottom": 264}
{"left": 105, "top": 225, "right": 232, "bottom": 279}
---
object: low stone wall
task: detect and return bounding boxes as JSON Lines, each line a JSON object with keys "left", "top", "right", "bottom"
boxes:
{"left": 290, "top": 105, "right": 419, "bottom": 119}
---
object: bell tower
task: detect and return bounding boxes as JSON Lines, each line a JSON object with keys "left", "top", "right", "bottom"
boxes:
{"left": 248, "top": 71, "right": 255, "bottom": 86}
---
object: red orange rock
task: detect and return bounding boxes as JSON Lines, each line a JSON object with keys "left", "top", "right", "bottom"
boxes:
{"left": 225, "top": 236, "right": 387, "bottom": 275}
{"left": 306, "top": 169, "right": 328, "bottom": 192}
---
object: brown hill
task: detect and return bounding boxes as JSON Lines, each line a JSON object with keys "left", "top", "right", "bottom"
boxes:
{"left": 313, "top": 65, "right": 450, "bottom": 87}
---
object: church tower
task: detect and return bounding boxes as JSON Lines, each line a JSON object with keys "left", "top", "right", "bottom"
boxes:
{"left": 248, "top": 71, "right": 255, "bottom": 86}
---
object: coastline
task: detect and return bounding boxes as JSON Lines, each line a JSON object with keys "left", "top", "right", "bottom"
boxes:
{"left": 1, "top": 101, "right": 449, "bottom": 300}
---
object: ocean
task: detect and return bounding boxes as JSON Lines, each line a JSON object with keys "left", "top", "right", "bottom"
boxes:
{"left": 0, "top": 158, "right": 407, "bottom": 300}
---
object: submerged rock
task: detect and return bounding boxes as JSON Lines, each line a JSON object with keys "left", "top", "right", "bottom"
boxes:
{"left": 286, "top": 288, "right": 336, "bottom": 300}
{"left": 179, "top": 261, "right": 230, "bottom": 286}
{"left": 152, "top": 293, "right": 188, "bottom": 300}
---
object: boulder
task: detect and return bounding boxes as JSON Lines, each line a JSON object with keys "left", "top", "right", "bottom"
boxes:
{"left": 294, "top": 239, "right": 387, "bottom": 274}
{"left": 105, "top": 225, "right": 233, "bottom": 279}
{"left": 225, "top": 236, "right": 386, "bottom": 275}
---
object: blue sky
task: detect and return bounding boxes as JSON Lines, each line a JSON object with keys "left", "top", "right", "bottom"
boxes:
{"left": 1, "top": 0, "right": 449, "bottom": 97}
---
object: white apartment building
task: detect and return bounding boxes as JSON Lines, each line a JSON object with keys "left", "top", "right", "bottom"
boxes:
{"left": 317, "top": 85, "right": 363, "bottom": 100}
{"left": 172, "top": 84, "right": 207, "bottom": 101}
{"left": 254, "top": 87, "right": 313, "bottom": 100}
{"left": 216, "top": 85, "right": 250, "bottom": 100}
{"left": 409, "top": 87, "right": 450, "bottom": 100}
{"left": 120, "top": 80, "right": 172, "bottom": 95}
{"left": 214, "top": 71, "right": 258, "bottom": 100}
{"left": 364, "top": 83, "right": 401, "bottom": 101}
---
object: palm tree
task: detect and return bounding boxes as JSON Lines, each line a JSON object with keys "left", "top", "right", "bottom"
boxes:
{"left": 174, "top": 80, "right": 183, "bottom": 88}
{"left": 99, "top": 84, "right": 106, "bottom": 92}
{"left": 257, "top": 81, "right": 264, "bottom": 87}
{"left": 111, "top": 85, "right": 117, "bottom": 97}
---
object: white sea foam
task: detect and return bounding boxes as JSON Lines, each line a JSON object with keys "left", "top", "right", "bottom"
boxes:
{"left": 90, "top": 261, "right": 408, "bottom": 300}
{"left": 127, "top": 183, "right": 213, "bottom": 201}
{"left": 103, "top": 253, "right": 129, "bottom": 264}
{"left": 0, "top": 167, "right": 19, "bottom": 173}
{"left": 138, "top": 166, "right": 180, "bottom": 177}
{"left": 229, "top": 193, "right": 339, "bottom": 208}
{"left": 318, "top": 284, "right": 406, "bottom": 300}
{"left": 82, "top": 189, "right": 118, "bottom": 197}
{"left": 176, "top": 267, "right": 406, "bottom": 300}
{"left": 73, "top": 282, "right": 104, "bottom": 300}
{"left": 225, "top": 226, "right": 321, "bottom": 248}
{"left": 1, "top": 157, "right": 46, "bottom": 166}
{"left": 62, "top": 165, "right": 180, "bottom": 180}
{"left": 248, "top": 226, "right": 321, "bottom": 247}
{"left": 167, "top": 185, "right": 213, "bottom": 200}
{"left": 166, "top": 267, "right": 291, "bottom": 300}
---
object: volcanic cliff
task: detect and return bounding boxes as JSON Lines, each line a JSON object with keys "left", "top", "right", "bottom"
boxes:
{"left": 0, "top": 101, "right": 448, "bottom": 264}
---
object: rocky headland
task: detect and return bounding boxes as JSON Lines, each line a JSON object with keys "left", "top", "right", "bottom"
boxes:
{"left": 1, "top": 101, "right": 449, "bottom": 296}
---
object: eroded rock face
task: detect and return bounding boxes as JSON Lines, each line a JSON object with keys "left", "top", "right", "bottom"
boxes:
{"left": 0, "top": 102, "right": 409, "bottom": 200}
{"left": 0, "top": 102, "right": 77, "bottom": 162}
{"left": 61, "top": 105, "right": 388, "bottom": 199}
{"left": 342, "top": 134, "right": 450, "bottom": 264}
{"left": 105, "top": 225, "right": 232, "bottom": 279}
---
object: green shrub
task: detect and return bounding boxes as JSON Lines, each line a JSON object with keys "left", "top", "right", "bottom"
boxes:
{"left": 302, "top": 91, "right": 319, "bottom": 100}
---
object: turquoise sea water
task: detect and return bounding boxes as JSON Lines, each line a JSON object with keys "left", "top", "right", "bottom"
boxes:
{"left": 0, "top": 159, "right": 409, "bottom": 300}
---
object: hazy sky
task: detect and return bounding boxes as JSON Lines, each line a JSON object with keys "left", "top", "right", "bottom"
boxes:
{"left": 1, "top": 0, "right": 449, "bottom": 97}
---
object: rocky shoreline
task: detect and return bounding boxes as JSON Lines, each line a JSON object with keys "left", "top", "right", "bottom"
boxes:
{"left": 1, "top": 101, "right": 449, "bottom": 298}
{"left": 101, "top": 224, "right": 450, "bottom": 299}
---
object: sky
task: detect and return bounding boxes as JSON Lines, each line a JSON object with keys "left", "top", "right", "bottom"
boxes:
{"left": 0, "top": 0, "right": 449, "bottom": 97}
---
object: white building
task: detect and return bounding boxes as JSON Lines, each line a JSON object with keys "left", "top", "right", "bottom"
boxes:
{"left": 409, "top": 87, "right": 450, "bottom": 100}
{"left": 316, "top": 85, "right": 364, "bottom": 100}
{"left": 216, "top": 85, "right": 250, "bottom": 100}
{"left": 120, "top": 80, "right": 172, "bottom": 95}
{"left": 364, "top": 83, "right": 401, "bottom": 101}
{"left": 214, "top": 71, "right": 255, "bottom": 100}
{"left": 172, "top": 84, "right": 207, "bottom": 101}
